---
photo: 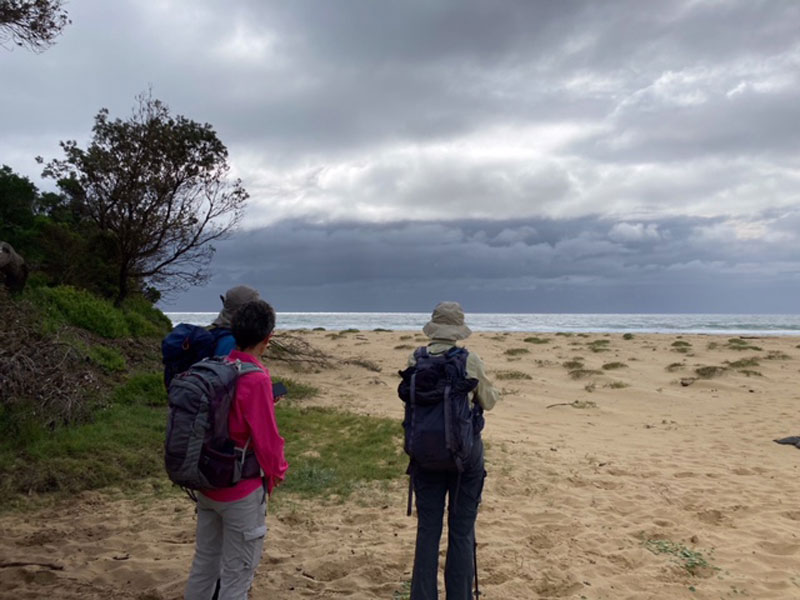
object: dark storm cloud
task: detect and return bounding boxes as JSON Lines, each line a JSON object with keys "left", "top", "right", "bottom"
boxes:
{"left": 167, "top": 211, "right": 800, "bottom": 312}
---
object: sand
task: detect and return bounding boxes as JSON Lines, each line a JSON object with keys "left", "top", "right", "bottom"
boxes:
{"left": 3, "top": 330, "right": 800, "bottom": 599}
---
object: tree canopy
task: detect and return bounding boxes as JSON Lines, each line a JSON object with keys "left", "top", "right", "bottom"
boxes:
{"left": 0, "top": 0, "right": 70, "bottom": 52}
{"left": 42, "top": 92, "right": 248, "bottom": 305}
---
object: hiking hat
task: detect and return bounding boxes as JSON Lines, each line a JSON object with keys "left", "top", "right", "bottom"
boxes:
{"left": 422, "top": 301, "right": 472, "bottom": 341}
{"left": 212, "top": 285, "right": 261, "bottom": 328}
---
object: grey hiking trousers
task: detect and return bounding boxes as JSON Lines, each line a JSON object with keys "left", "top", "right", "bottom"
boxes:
{"left": 184, "top": 487, "right": 267, "bottom": 600}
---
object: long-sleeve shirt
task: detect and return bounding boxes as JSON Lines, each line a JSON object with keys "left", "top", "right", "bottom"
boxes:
{"left": 203, "top": 349, "right": 289, "bottom": 502}
{"left": 407, "top": 339, "right": 499, "bottom": 411}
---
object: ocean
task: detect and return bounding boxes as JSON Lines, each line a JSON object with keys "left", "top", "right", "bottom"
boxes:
{"left": 163, "top": 312, "right": 800, "bottom": 336}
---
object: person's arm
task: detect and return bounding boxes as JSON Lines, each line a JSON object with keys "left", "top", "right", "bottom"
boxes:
{"left": 466, "top": 351, "right": 499, "bottom": 411}
{"left": 238, "top": 372, "right": 289, "bottom": 494}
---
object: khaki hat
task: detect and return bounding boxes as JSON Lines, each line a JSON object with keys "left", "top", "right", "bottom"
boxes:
{"left": 422, "top": 301, "right": 472, "bottom": 341}
{"left": 212, "top": 285, "right": 261, "bottom": 328}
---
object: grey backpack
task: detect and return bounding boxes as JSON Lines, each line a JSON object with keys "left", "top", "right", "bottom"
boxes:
{"left": 165, "top": 357, "right": 262, "bottom": 491}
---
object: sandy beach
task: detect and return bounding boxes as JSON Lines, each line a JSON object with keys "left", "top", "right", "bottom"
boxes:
{"left": 3, "top": 330, "right": 800, "bottom": 599}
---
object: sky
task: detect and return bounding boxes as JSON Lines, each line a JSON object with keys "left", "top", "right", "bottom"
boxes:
{"left": 3, "top": 0, "right": 800, "bottom": 313}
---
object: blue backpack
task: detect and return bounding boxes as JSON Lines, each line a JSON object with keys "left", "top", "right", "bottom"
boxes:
{"left": 398, "top": 346, "right": 481, "bottom": 471}
{"left": 161, "top": 323, "right": 233, "bottom": 388}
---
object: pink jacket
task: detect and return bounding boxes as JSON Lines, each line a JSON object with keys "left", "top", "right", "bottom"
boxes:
{"left": 202, "top": 350, "right": 288, "bottom": 502}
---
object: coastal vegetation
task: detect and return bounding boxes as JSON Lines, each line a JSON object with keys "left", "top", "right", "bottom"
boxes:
{"left": 0, "top": 95, "right": 402, "bottom": 510}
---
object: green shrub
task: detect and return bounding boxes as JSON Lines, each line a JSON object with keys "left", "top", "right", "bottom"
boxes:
{"left": 523, "top": 336, "right": 550, "bottom": 344}
{"left": 113, "top": 372, "right": 166, "bottom": 406}
{"left": 622, "top": 333, "right": 634, "bottom": 340}
{"left": 121, "top": 297, "right": 171, "bottom": 337}
{"left": 27, "top": 285, "right": 129, "bottom": 338}
{"left": 88, "top": 345, "right": 127, "bottom": 373}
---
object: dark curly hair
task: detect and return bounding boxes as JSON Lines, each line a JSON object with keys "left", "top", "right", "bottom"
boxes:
{"left": 231, "top": 299, "right": 276, "bottom": 349}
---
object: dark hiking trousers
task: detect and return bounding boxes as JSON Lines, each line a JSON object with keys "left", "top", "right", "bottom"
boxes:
{"left": 410, "top": 445, "right": 486, "bottom": 600}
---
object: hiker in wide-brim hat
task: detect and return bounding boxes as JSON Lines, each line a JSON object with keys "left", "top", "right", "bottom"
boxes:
{"left": 401, "top": 301, "right": 500, "bottom": 600}
{"left": 213, "top": 285, "right": 262, "bottom": 329}
{"left": 422, "top": 301, "right": 472, "bottom": 341}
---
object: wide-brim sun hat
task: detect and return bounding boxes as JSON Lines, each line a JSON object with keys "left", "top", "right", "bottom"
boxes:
{"left": 212, "top": 285, "right": 261, "bottom": 328}
{"left": 422, "top": 301, "right": 472, "bottom": 341}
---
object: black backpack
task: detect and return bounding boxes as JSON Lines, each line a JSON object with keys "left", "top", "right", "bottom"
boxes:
{"left": 398, "top": 346, "right": 481, "bottom": 472}
{"left": 165, "top": 357, "right": 262, "bottom": 493}
{"left": 161, "top": 323, "right": 233, "bottom": 388}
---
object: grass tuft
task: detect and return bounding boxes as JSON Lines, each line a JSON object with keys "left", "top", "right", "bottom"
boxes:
{"left": 602, "top": 361, "right": 628, "bottom": 370}
{"left": 495, "top": 370, "right": 533, "bottom": 380}
{"left": 569, "top": 369, "right": 602, "bottom": 379}
{"left": 277, "top": 405, "right": 404, "bottom": 499}
{"left": 695, "top": 365, "right": 726, "bottom": 379}
{"left": 504, "top": 348, "right": 530, "bottom": 356}
{"left": 523, "top": 336, "right": 550, "bottom": 344}
{"left": 644, "top": 539, "right": 715, "bottom": 575}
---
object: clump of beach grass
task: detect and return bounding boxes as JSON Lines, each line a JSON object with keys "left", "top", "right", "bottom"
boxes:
{"left": 569, "top": 368, "right": 602, "bottom": 379}
{"left": 666, "top": 362, "right": 685, "bottom": 372}
{"left": 605, "top": 381, "right": 629, "bottom": 389}
{"left": 725, "top": 357, "right": 760, "bottom": 369}
{"left": 738, "top": 369, "right": 763, "bottom": 377}
{"left": 587, "top": 339, "right": 611, "bottom": 352}
{"left": 765, "top": 350, "right": 791, "bottom": 360}
{"left": 622, "top": 333, "right": 634, "bottom": 340}
{"left": 726, "top": 338, "right": 762, "bottom": 351}
{"left": 504, "top": 348, "right": 530, "bottom": 357}
{"left": 495, "top": 370, "right": 533, "bottom": 380}
{"left": 523, "top": 336, "right": 550, "bottom": 344}
{"left": 394, "top": 344, "right": 414, "bottom": 351}
{"left": 344, "top": 358, "right": 382, "bottom": 372}
{"left": 671, "top": 340, "right": 691, "bottom": 353}
{"left": 562, "top": 359, "right": 584, "bottom": 369}
{"left": 602, "top": 361, "right": 628, "bottom": 370}
{"left": 695, "top": 365, "right": 727, "bottom": 379}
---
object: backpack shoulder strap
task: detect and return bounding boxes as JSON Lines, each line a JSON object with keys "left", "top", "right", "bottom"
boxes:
{"left": 413, "top": 346, "right": 429, "bottom": 360}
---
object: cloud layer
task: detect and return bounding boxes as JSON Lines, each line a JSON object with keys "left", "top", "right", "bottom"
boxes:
{"left": 3, "top": 0, "right": 799, "bottom": 310}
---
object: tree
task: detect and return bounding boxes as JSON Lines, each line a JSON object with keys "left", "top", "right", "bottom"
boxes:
{"left": 41, "top": 92, "right": 248, "bottom": 305}
{"left": 0, "top": 164, "right": 37, "bottom": 247}
{"left": 0, "top": 0, "right": 70, "bottom": 52}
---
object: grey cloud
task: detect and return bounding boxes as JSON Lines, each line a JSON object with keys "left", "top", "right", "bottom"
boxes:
{"left": 164, "top": 212, "right": 800, "bottom": 312}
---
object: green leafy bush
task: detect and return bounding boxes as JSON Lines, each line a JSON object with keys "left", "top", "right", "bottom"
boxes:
{"left": 88, "top": 345, "right": 127, "bottom": 372}
{"left": 112, "top": 373, "right": 166, "bottom": 406}
{"left": 28, "top": 285, "right": 129, "bottom": 338}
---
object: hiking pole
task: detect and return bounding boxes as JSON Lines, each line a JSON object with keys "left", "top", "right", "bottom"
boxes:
{"left": 473, "top": 529, "right": 481, "bottom": 598}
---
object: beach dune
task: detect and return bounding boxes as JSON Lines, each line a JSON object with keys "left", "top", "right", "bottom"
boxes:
{"left": 2, "top": 330, "right": 800, "bottom": 599}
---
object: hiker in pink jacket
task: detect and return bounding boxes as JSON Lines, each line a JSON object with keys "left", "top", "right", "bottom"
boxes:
{"left": 184, "top": 299, "right": 288, "bottom": 600}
